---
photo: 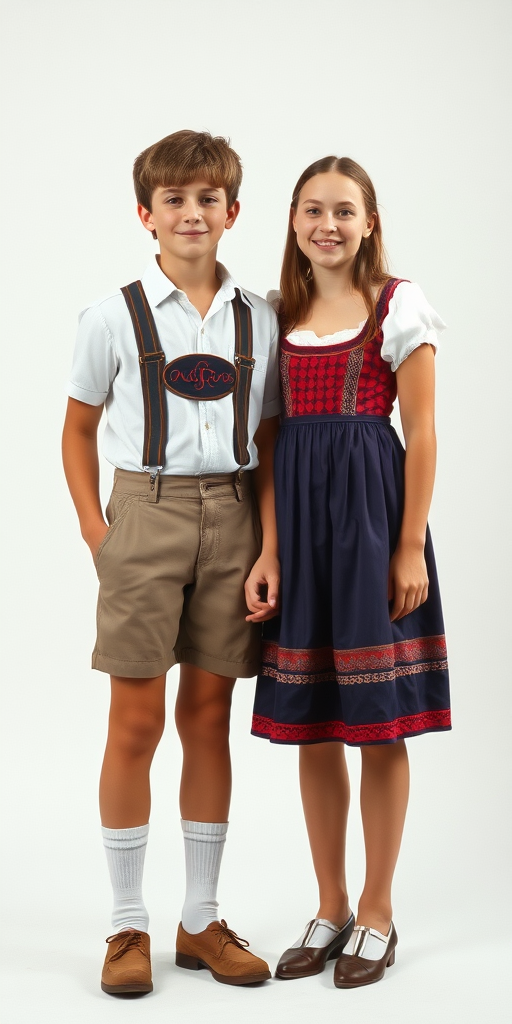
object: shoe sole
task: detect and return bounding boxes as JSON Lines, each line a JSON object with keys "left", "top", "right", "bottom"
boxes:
{"left": 176, "top": 951, "right": 271, "bottom": 985}
{"left": 101, "top": 981, "right": 153, "bottom": 994}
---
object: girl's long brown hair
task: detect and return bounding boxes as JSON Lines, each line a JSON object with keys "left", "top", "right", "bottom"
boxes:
{"left": 280, "top": 156, "right": 390, "bottom": 339}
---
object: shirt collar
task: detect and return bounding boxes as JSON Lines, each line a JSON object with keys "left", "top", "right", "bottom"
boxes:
{"left": 140, "top": 256, "right": 253, "bottom": 309}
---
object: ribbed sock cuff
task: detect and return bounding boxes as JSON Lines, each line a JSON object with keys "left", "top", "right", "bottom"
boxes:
{"left": 102, "top": 824, "right": 149, "bottom": 850}
{"left": 181, "top": 820, "right": 228, "bottom": 843}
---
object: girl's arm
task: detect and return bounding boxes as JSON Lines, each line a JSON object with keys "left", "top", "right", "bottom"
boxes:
{"left": 390, "top": 344, "right": 437, "bottom": 621}
{"left": 62, "top": 396, "right": 109, "bottom": 560}
{"left": 245, "top": 415, "right": 280, "bottom": 622}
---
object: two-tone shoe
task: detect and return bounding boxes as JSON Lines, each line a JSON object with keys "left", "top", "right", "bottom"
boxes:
{"left": 101, "top": 929, "right": 153, "bottom": 994}
{"left": 333, "top": 922, "right": 398, "bottom": 988}
{"left": 176, "top": 920, "right": 271, "bottom": 985}
{"left": 275, "top": 912, "right": 355, "bottom": 980}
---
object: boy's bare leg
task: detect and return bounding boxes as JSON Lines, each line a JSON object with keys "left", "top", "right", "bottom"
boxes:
{"left": 299, "top": 743, "right": 351, "bottom": 927}
{"left": 100, "top": 674, "right": 166, "bottom": 827}
{"left": 175, "top": 664, "right": 235, "bottom": 821}
{"left": 357, "top": 740, "right": 410, "bottom": 933}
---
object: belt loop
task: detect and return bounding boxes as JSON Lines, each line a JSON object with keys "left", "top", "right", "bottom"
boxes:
{"left": 234, "top": 468, "right": 244, "bottom": 502}
{"left": 144, "top": 467, "right": 161, "bottom": 503}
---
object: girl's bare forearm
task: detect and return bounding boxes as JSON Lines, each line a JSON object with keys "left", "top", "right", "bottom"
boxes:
{"left": 399, "top": 427, "right": 436, "bottom": 549}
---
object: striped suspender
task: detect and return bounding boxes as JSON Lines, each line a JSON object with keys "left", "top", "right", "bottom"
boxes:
{"left": 120, "top": 281, "right": 167, "bottom": 472}
{"left": 231, "top": 288, "right": 255, "bottom": 467}
{"left": 120, "top": 281, "right": 255, "bottom": 472}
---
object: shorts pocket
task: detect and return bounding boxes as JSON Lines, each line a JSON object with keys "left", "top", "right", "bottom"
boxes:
{"left": 94, "top": 493, "right": 138, "bottom": 570}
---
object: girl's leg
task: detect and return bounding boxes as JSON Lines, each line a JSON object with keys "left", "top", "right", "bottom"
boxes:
{"left": 357, "top": 739, "right": 410, "bottom": 933}
{"left": 99, "top": 674, "right": 166, "bottom": 826}
{"left": 174, "top": 665, "right": 235, "bottom": 934}
{"left": 299, "top": 742, "right": 351, "bottom": 926}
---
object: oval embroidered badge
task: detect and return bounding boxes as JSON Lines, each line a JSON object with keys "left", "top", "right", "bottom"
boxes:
{"left": 163, "top": 354, "right": 236, "bottom": 400}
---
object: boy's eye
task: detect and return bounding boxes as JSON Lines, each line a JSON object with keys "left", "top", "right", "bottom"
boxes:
{"left": 165, "top": 196, "right": 182, "bottom": 205}
{"left": 200, "top": 196, "right": 218, "bottom": 204}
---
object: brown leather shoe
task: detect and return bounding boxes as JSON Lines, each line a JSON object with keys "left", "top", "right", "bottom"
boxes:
{"left": 333, "top": 923, "right": 398, "bottom": 988}
{"left": 175, "top": 920, "right": 271, "bottom": 985}
{"left": 101, "top": 929, "right": 153, "bottom": 994}
{"left": 275, "top": 913, "right": 354, "bottom": 980}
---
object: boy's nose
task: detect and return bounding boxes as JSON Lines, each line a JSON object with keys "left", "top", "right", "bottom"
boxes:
{"left": 183, "top": 204, "right": 202, "bottom": 222}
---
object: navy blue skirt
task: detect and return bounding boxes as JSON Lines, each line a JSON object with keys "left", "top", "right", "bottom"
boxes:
{"left": 252, "top": 415, "right": 451, "bottom": 745}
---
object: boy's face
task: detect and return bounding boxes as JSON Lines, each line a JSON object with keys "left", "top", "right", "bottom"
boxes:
{"left": 138, "top": 181, "right": 239, "bottom": 262}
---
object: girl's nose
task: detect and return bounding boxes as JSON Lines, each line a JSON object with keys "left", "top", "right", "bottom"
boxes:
{"left": 320, "top": 215, "right": 337, "bottom": 232}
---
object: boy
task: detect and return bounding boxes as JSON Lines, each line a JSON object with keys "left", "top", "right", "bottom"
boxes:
{"left": 62, "top": 130, "right": 280, "bottom": 994}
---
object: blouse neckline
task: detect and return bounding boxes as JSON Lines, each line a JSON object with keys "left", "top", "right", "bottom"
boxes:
{"left": 287, "top": 318, "right": 368, "bottom": 345}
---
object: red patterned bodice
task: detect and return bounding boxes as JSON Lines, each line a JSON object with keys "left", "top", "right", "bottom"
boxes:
{"left": 280, "top": 278, "right": 405, "bottom": 418}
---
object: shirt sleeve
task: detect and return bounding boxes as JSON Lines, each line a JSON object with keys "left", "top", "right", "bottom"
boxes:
{"left": 67, "top": 304, "right": 118, "bottom": 405}
{"left": 261, "top": 307, "right": 281, "bottom": 419}
{"left": 266, "top": 289, "right": 281, "bottom": 312}
{"left": 381, "top": 281, "right": 446, "bottom": 372}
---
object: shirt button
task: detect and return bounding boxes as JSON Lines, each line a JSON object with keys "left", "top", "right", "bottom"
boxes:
{"left": 205, "top": 422, "right": 210, "bottom": 430}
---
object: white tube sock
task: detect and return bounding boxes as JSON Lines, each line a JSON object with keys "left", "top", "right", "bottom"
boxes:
{"left": 181, "top": 820, "right": 228, "bottom": 934}
{"left": 102, "top": 824, "right": 150, "bottom": 933}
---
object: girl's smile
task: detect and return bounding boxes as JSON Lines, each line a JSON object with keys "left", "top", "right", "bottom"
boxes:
{"left": 293, "top": 172, "right": 374, "bottom": 272}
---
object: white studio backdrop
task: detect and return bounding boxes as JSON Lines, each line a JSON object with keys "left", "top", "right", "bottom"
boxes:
{"left": 1, "top": 1, "right": 511, "bottom": 1022}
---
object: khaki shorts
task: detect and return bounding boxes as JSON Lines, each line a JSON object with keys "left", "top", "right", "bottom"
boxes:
{"left": 92, "top": 469, "right": 262, "bottom": 679}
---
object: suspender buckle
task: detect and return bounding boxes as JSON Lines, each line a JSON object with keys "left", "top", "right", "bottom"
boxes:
{"left": 235, "top": 468, "right": 244, "bottom": 501}
{"left": 143, "top": 466, "right": 163, "bottom": 503}
{"left": 139, "top": 351, "right": 165, "bottom": 365}
{"left": 234, "top": 354, "right": 255, "bottom": 369}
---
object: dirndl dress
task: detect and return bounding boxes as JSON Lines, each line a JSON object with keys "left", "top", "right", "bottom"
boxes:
{"left": 252, "top": 278, "right": 451, "bottom": 746}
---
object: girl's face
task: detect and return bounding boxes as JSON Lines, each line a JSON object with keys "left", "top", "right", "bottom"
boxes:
{"left": 293, "top": 172, "right": 374, "bottom": 273}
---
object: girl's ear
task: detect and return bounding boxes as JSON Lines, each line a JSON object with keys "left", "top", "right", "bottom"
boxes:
{"left": 291, "top": 207, "right": 297, "bottom": 233}
{"left": 363, "top": 213, "right": 376, "bottom": 238}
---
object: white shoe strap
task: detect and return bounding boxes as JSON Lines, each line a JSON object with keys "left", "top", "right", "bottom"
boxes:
{"left": 291, "top": 918, "right": 342, "bottom": 949}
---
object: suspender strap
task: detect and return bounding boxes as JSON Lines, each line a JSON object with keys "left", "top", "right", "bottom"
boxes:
{"left": 121, "top": 281, "right": 167, "bottom": 469}
{"left": 231, "top": 288, "right": 255, "bottom": 467}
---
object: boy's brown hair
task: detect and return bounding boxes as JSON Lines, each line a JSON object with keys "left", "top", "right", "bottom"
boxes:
{"left": 133, "top": 130, "right": 243, "bottom": 211}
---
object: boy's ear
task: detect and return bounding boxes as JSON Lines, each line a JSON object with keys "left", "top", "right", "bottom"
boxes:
{"left": 224, "top": 199, "right": 240, "bottom": 231}
{"left": 138, "top": 204, "right": 156, "bottom": 235}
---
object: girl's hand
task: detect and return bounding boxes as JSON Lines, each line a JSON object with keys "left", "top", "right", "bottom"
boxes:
{"left": 245, "top": 554, "right": 280, "bottom": 622}
{"left": 388, "top": 544, "right": 429, "bottom": 622}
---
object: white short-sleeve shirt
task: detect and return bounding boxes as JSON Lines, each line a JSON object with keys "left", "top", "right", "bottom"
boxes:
{"left": 68, "top": 258, "right": 280, "bottom": 474}
{"left": 271, "top": 281, "right": 446, "bottom": 370}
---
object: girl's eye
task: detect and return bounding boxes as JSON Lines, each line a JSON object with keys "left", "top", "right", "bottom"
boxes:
{"left": 337, "top": 209, "right": 353, "bottom": 217}
{"left": 306, "top": 208, "right": 320, "bottom": 215}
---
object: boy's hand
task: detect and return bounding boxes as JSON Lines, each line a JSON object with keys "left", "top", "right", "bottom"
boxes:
{"left": 388, "top": 543, "right": 429, "bottom": 621}
{"left": 245, "top": 554, "right": 280, "bottom": 622}
{"left": 84, "top": 519, "right": 109, "bottom": 562}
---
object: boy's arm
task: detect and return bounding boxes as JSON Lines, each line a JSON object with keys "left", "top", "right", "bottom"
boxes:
{"left": 245, "top": 415, "right": 280, "bottom": 622}
{"left": 62, "top": 397, "right": 109, "bottom": 561}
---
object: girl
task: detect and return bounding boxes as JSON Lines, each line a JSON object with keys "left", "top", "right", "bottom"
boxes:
{"left": 248, "top": 157, "right": 451, "bottom": 987}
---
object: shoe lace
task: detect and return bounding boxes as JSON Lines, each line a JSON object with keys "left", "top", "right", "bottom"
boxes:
{"left": 214, "top": 920, "right": 250, "bottom": 952}
{"left": 105, "top": 930, "right": 149, "bottom": 962}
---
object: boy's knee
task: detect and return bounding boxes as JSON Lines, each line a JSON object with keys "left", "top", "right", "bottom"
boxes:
{"left": 113, "top": 705, "right": 165, "bottom": 758}
{"left": 175, "top": 694, "right": 231, "bottom": 745}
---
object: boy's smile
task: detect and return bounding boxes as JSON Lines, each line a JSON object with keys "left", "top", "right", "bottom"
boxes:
{"left": 138, "top": 181, "right": 239, "bottom": 266}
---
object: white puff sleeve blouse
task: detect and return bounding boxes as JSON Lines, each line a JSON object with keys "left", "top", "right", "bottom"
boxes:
{"left": 269, "top": 282, "right": 446, "bottom": 371}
